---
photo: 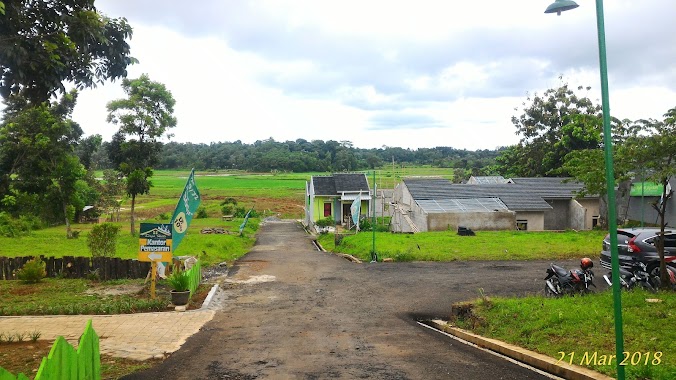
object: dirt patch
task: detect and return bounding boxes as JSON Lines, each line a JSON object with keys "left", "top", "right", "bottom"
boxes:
{"left": 8, "top": 287, "right": 39, "bottom": 296}
{"left": 85, "top": 284, "right": 145, "bottom": 296}
{"left": 236, "top": 260, "right": 269, "bottom": 272}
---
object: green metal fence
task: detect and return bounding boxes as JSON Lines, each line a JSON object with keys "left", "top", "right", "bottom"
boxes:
{"left": 186, "top": 259, "right": 201, "bottom": 296}
{"left": 0, "top": 320, "right": 100, "bottom": 380}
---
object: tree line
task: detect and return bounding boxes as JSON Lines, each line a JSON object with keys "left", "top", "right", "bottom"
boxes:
{"left": 91, "top": 139, "right": 504, "bottom": 174}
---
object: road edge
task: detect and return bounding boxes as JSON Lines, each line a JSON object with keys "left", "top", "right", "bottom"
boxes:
{"left": 427, "top": 320, "right": 614, "bottom": 380}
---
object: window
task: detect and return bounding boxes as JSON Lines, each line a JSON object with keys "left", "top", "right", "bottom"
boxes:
{"left": 592, "top": 216, "right": 600, "bottom": 228}
{"left": 516, "top": 220, "right": 528, "bottom": 231}
{"left": 323, "top": 203, "right": 332, "bottom": 218}
{"left": 665, "top": 234, "right": 676, "bottom": 248}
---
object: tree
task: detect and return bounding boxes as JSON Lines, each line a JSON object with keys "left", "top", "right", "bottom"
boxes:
{"left": 561, "top": 117, "right": 633, "bottom": 227}
{"left": 0, "top": 0, "right": 136, "bottom": 104}
{"left": 76, "top": 134, "right": 103, "bottom": 170}
{"left": 0, "top": 90, "right": 87, "bottom": 237}
{"left": 107, "top": 74, "right": 176, "bottom": 235}
{"left": 623, "top": 109, "right": 676, "bottom": 288}
{"left": 498, "top": 83, "right": 601, "bottom": 177}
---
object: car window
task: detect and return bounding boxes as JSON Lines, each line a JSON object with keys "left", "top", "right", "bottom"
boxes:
{"left": 665, "top": 234, "right": 676, "bottom": 248}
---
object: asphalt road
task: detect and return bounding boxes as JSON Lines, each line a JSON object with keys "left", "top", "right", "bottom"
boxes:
{"left": 124, "top": 220, "right": 583, "bottom": 380}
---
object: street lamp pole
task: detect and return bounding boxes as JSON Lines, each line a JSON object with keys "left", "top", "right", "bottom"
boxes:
{"left": 545, "top": 1, "right": 625, "bottom": 379}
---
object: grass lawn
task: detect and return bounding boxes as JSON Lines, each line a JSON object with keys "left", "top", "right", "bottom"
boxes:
{"left": 455, "top": 290, "right": 675, "bottom": 380}
{"left": 318, "top": 229, "right": 608, "bottom": 261}
{"left": 0, "top": 217, "right": 258, "bottom": 266}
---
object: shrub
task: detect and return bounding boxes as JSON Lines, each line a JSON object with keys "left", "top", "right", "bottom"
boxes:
{"left": 234, "top": 207, "right": 258, "bottom": 218}
{"left": 167, "top": 270, "right": 190, "bottom": 292}
{"left": 87, "top": 223, "right": 121, "bottom": 258}
{"left": 315, "top": 217, "right": 335, "bottom": 228}
{"left": 0, "top": 212, "right": 43, "bottom": 237}
{"left": 196, "top": 206, "right": 208, "bottom": 219}
{"left": 220, "top": 198, "right": 238, "bottom": 215}
{"left": 16, "top": 258, "right": 46, "bottom": 283}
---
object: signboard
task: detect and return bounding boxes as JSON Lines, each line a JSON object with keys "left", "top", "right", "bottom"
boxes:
{"left": 171, "top": 169, "right": 201, "bottom": 252}
{"left": 138, "top": 223, "right": 173, "bottom": 262}
{"left": 630, "top": 182, "right": 664, "bottom": 197}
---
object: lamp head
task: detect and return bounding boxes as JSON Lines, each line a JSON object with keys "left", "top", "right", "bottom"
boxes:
{"left": 544, "top": 0, "right": 579, "bottom": 16}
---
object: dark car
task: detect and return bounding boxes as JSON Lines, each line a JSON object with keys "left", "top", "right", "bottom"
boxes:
{"left": 600, "top": 228, "right": 676, "bottom": 275}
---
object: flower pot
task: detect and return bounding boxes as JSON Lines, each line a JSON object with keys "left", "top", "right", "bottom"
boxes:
{"left": 171, "top": 290, "right": 190, "bottom": 306}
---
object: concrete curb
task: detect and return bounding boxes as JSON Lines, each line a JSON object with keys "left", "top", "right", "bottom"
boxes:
{"left": 427, "top": 320, "right": 614, "bottom": 380}
{"left": 200, "top": 284, "right": 220, "bottom": 309}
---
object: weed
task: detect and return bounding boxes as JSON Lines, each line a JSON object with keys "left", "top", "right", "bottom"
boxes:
{"left": 15, "top": 332, "right": 26, "bottom": 342}
{"left": 29, "top": 330, "right": 42, "bottom": 342}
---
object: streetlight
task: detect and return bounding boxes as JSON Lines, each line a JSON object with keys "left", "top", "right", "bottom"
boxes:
{"left": 545, "top": 1, "right": 625, "bottom": 380}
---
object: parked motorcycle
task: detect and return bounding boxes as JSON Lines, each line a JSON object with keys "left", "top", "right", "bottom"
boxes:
{"left": 651, "top": 262, "right": 676, "bottom": 291}
{"left": 544, "top": 258, "right": 595, "bottom": 297}
{"left": 602, "top": 259, "right": 658, "bottom": 292}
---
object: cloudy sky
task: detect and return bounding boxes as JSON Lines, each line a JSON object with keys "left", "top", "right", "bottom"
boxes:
{"left": 71, "top": 0, "right": 676, "bottom": 150}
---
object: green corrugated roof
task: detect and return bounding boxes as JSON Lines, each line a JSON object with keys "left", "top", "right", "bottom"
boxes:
{"left": 630, "top": 182, "right": 663, "bottom": 197}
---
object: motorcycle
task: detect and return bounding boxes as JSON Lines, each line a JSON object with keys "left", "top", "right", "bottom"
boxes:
{"left": 602, "top": 259, "right": 658, "bottom": 292}
{"left": 651, "top": 263, "right": 676, "bottom": 291}
{"left": 544, "top": 258, "right": 595, "bottom": 297}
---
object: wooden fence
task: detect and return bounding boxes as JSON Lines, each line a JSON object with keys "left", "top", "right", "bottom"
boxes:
{"left": 0, "top": 256, "right": 151, "bottom": 281}
{"left": 0, "top": 320, "right": 100, "bottom": 380}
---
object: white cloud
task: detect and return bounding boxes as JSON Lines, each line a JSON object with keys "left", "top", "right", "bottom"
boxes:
{"left": 66, "top": 0, "right": 676, "bottom": 150}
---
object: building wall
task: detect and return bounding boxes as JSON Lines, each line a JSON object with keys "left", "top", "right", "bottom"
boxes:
{"left": 544, "top": 200, "right": 570, "bottom": 230}
{"left": 514, "top": 211, "right": 545, "bottom": 231}
{"left": 426, "top": 211, "right": 516, "bottom": 232}
{"left": 568, "top": 200, "right": 586, "bottom": 230}
{"left": 625, "top": 178, "right": 675, "bottom": 227}
{"left": 376, "top": 189, "right": 394, "bottom": 218}
{"left": 311, "top": 196, "right": 337, "bottom": 222}
{"left": 576, "top": 198, "right": 600, "bottom": 229}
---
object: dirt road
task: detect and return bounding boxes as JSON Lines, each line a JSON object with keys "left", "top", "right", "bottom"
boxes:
{"left": 125, "top": 220, "right": 570, "bottom": 379}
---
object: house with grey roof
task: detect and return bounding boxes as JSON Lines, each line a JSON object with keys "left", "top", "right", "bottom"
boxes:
{"left": 305, "top": 173, "right": 371, "bottom": 230}
{"left": 392, "top": 177, "right": 599, "bottom": 232}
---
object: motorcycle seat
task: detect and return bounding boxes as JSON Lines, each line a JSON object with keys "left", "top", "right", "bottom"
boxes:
{"left": 551, "top": 264, "right": 569, "bottom": 277}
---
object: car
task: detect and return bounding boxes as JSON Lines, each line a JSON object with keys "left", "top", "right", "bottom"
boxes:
{"left": 600, "top": 228, "right": 676, "bottom": 276}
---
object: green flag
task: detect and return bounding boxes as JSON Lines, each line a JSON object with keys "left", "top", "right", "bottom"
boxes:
{"left": 171, "top": 169, "right": 201, "bottom": 253}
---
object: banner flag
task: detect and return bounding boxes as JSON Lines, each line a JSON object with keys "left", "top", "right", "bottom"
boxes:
{"left": 239, "top": 208, "right": 253, "bottom": 235}
{"left": 351, "top": 193, "right": 361, "bottom": 230}
{"left": 171, "top": 169, "right": 201, "bottom": 253}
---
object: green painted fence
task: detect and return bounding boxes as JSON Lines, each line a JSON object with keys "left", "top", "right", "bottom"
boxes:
{"left": 0, "top": 320, "right": 100, "bottom": 380}
{"left": 186, "top": 260, "right": 201, "bottom": 296}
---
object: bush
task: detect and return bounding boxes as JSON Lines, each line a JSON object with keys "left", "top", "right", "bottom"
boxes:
{"left": 0, "top": 212, "right": 43, "bottom": 237}
{"left": 87, "top": 223, "right": 121, "bottom": 258}
{"left": 16, "top": 258, "right": 46, "bottom": 283}
{"left": 196, "top": 207, "right": 208, "bottom": 219}
{"left": 315, "top": 217, "right": 335, "bottom": 228}
{"left": 167, "top": 270, "right": 190, "bottom": 292}
{"left": 220, "top": 198, "right": 238, "bottom": 215}
{"left": 234, "top": 207, "right": 258, "bottom": 218}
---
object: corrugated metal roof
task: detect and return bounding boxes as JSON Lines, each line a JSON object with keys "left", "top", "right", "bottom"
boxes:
{"left": 403, "top": 178, "right": 557, "bottom": 211}
{"left": 417, "top": 198, "right": 509, "bottom": 213}
{"left": 468, "top": 176, "right": 507, "bottom": 184}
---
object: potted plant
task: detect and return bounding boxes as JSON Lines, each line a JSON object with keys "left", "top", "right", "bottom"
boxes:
{"left": 167, "top": 270, "right": 191, "bottom": 306}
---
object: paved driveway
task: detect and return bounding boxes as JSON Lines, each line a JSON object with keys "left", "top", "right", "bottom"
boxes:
{"left": 125, "top": 220, "right": 569, "bottom": 379}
